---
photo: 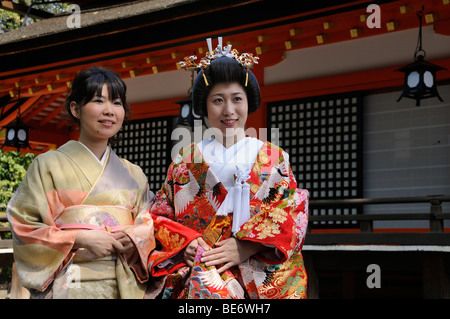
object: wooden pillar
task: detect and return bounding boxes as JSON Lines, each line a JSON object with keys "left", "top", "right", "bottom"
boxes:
{"left": 304, "top": 252, "right": 319, "bottom": 299}
{"left": 342, "top": 271, "right": 355, "bottom": 299}
{"left": 423, "top": 253, "right": 450, "bottom": 299}
{"left": 429, "top": 199, "right": 443, "bottom": 232}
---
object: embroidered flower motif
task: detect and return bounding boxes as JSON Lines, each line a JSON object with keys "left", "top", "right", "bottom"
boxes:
{"left": 150, "top": 192, "right": 175, "bottom": 219}
{"left": 259, "top": 153, "right": 269, "bottom": 165}
{"left": 268, "top": 207, "right": 288, "bottom": 224}
{"left": 173, "top": 162, "right": 190, "bottom": 182}
{"left": 255, "top": 219, "right": 280, "bottom": 239}
{"left": 294, "top": 210, "right": 308, "bottom": 249}
{"left": 294, "top": 189, "right": 309, "bottom": 207}
{"left": 79, "top": 211, "right": 119, "bottom": 227}
{"left": 157, "top": 226, "right": 185, "bottom": 251}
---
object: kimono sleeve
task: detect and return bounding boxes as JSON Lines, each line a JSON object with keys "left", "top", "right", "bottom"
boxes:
{"left": 147, "top": 154, "right": 201, "bottom": 277}
{"left": 236, "top": 149, "right": 309, "bottom": 264}
{"left": 6, "top": 155, "right": 78, "bottom": 292}
{"left": 121, "top": 161, "right": 157, "bottom": 283}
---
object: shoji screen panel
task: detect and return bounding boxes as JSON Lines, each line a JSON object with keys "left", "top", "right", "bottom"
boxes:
{"left": 268, "top": 92, "right": 363, "bottom": 228}
{"left": 114, "top": 117, "right": 173, "bottom": 193}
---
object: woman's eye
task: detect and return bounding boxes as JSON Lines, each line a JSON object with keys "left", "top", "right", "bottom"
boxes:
{"left": 114, "top": 100, "right": 123, "bottom": 106}
{"left": 93, "top": 98, "right": 103, "bottom": 103}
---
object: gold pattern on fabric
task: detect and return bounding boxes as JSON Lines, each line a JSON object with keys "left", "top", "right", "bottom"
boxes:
{"left": 147, "top": 141, "right": 309, "bottom": 299}
{"left": 201, "top": 215, "right": 232, "bottom": 246}
{"left": 56, "top": 205, "right": 133, "bottom": 229}
{"left": 68, "top": 279, "right": 119, "bottom": 299}
{"left": 71, "top": 260, "right": 116, "bottom": 281}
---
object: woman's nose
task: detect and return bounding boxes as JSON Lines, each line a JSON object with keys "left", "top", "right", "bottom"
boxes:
{"left": 103, "top": 101, "right": 114, "bottom": 115}
{"left": 222, "top": 101, "right": 234, "bottom": 115}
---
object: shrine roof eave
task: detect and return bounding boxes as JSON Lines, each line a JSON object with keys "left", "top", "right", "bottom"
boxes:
{"left": 0, "top": 0, "right": 195, "bottom": 47}
{"left": 0, "top": 0, "right": 371, "bottom": 77}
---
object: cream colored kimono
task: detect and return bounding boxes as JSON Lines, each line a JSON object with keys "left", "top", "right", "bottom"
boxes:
{"left": 6, "top": 140, "right": 155, "bottom": 298}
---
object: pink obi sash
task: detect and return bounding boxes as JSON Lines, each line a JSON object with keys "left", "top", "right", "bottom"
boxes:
{"left": 56, "top": 205, "right": 133, "bottom": 232}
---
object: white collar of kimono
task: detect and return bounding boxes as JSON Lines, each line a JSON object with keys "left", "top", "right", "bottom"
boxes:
{"left": 77, "top": 141, "right": 109, "bottom": 165}
{"left": 198, "top": 137, "right": 263, "bottom": 234}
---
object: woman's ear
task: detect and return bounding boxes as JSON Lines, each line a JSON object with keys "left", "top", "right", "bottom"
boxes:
{"left": 69, "top": 101, "right": 80, "bottom": 119}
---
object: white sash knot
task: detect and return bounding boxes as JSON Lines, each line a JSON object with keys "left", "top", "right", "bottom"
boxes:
{"left": 216, "top": 166, "right": 251, "bottom": 234}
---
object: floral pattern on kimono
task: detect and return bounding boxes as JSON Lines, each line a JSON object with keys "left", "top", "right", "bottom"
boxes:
{"left": 147, "top": 141, "right": 309, "bottom": 299}
{"left": 6, "top": 140, "right": 155, "bottom": 298}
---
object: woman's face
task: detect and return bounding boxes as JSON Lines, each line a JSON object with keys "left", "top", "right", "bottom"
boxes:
{"left": 70, "top": 84, "right": 125, "bottom": 145}
{"left": 206, "top": 82, "right": 248, "bottom": 145}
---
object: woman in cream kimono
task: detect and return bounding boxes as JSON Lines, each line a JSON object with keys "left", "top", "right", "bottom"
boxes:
{"left": 7, "top": 67, "right": 155, "bottom": 299}
{"left": 147, "top": 39, "right": 309, "bottom": 299}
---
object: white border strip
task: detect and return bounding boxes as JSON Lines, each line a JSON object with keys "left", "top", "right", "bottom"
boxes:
{"left": 0, "top": 248, "right": 13, "bottom": 254}
{"left": 303, "top": 245, "right": 450, "bottom": 252}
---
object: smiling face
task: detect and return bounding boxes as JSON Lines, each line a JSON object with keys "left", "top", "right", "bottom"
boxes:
{"left": 206, "top": 82, "right": 248, "bottom": 146}
{"left": 70, "top": 84, "right": 125, "bottom": 146}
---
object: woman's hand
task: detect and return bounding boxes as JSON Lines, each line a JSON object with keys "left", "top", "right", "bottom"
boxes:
{"left": 74, "top": 230, "right": 124, "bottom": 259}
{"left": 112, "top": 231, "right": 135, "bottom": 254}
{"left": 183, "top": 237, "right": 210, "bottom": 267}
{"left": 200, "top": 238, "right": 268, "bottom": 273}
{"left": 112, "top": 231, "right": 140, "bottom": 266}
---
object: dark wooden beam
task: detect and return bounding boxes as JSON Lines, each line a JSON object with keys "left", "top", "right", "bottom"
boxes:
{"left": 305, "top": 232, "right": 450, "bottom": 246}
{"left": 423, "top": 253, "right": 450, "bottom": 298}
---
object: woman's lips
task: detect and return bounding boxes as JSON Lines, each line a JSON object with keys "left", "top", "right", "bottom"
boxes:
{"left": 99, "top": 120, "right": 115, "bottom": 127}
{"left": 221, "top": 119, "right": 237, "bottom": 127}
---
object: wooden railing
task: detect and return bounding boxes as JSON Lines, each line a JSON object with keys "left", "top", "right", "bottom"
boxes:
{"left": 305, "top": 195, "right": 450, "bottom": 246}
{"left": 0, "top": 214, "right": 13, "bottom": 267}
{"left": 0, "top": 214, "right": 9, "bottom": 233}
{"left": 1, "top": 195, "right": 450, "bottom": 261}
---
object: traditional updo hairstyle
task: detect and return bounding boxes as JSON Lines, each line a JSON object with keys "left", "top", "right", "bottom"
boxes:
{"left": 65, "top": 66, "right": 131, "bottom": 146}
{"left": 191, "top": 57, "right": 261, "bottom": 117}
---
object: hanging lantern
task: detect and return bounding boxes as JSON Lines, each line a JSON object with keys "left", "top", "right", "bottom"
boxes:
{"left": 397, "top": 8, "right": 446, "bottom": 106}
{"left": 175, "top": 96, "right": 202, "bottom": 128}
{"left": 2, "top": 118, "right": 31, "bottom": 152}
{"left": 175, "top": 96, "right": 193, "bottom": 127}
{"left": 1, "top": 89, "right": 31, "bottom": 152}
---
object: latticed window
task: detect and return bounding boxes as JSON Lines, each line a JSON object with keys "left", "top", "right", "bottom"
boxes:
{"left": 114, "top": 117, "right": 173, "bottom": 193}
{"left": 268, "top": 93, "right": 363, "bottom": 228}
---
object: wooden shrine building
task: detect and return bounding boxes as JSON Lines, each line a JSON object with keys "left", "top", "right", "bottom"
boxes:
{"left": 1, "top": 0, "right": 450, "bottom": 298}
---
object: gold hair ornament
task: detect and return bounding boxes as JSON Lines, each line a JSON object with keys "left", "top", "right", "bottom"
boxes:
{"left": 178, "top": 37, "right": 259, "bottom": 87}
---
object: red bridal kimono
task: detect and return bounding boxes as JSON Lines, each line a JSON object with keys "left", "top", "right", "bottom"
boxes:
{"left": 147, "top": 139, "right": 309, "bottom": 299}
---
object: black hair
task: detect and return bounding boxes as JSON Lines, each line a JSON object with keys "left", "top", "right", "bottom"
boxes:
{"left": 65, "top": 66, "right": 131, "bottom": 146}
{"left": 192, "top": 57, "right": 260, "bottom": 116}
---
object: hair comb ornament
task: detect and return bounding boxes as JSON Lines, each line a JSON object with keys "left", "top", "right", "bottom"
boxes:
{"left": 178, "top": 37, "right": 259, "bottom": 87}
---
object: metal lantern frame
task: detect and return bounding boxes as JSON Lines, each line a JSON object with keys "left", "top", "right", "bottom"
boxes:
{"left": 1, "top": 90, "right": 32, "bottom": 152}
{"left": 397, "top": 8, "right": 446, "bottom": 106}
{"left": 2, "top": 118, "right": 31, "bottom": 152}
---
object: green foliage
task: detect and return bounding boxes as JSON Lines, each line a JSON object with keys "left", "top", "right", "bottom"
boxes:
{"left": 0, "top": 8, "right": 22, "bottom": 32}
{"left": 0, "top": 150, "right": 35, "bottom": 213}
{"left": 0, "top": 150, "right": 34, "bottom": 285}
{"left": 0, "top": 1, "right": 69, "bottom": 33}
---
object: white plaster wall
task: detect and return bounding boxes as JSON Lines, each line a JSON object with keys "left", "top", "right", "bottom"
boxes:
{"left": 363, "top": 84, "right": 450, "bottom": 228}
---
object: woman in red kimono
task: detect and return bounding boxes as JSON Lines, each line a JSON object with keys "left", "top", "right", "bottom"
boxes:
{"left": 147, "top": 38, "right": 309, "bottom": 299}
